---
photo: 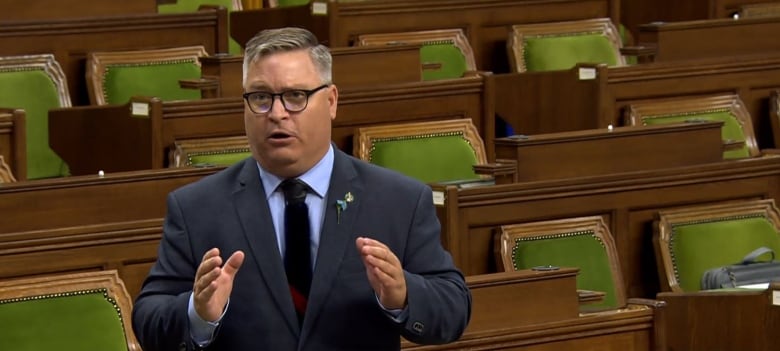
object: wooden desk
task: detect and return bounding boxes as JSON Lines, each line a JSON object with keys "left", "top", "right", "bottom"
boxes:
{"left": 658, "top": 283, "right": 780, "bottom": 351}
{"left": 49, "top": 75, "right": 492, "bottom": 175}
{"left": 231, "top": 0, "right": 619, "bottom": 73}
{"left": 638, "top": 16, "right": 780, "bottom": 62}
{"left": 404, "top": 269, "right": 665, "bottom": 350}
{"left": 495, "top": 122, "right": 724, "bottom": 182}
{"left": 431, "top": 155, "right": 780, "bottom": 299}
{"left": 491, "top": 53, "right": 780, "bottom": 148}
{"left": 200, "top": 44, "right": 422, "bottom": 98}
{"left": 0, "top": 8, "right": 228, "bottom": 105}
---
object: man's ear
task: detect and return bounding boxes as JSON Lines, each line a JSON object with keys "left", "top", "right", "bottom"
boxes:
{"left": 328, "top": 84, "right": 338, "bottom": 120}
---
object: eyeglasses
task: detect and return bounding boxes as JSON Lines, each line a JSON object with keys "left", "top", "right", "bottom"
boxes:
{"left": 242, "top": 84, "right": 330, "bottom": 114}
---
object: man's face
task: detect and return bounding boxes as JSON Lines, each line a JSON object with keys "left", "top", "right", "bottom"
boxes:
{"left": 243, "top": 49, "right": 337, "bottom": 178}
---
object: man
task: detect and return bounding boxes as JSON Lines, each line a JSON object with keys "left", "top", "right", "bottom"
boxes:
{"left": 132, "top": 27, "right": 471, "bottom": 351}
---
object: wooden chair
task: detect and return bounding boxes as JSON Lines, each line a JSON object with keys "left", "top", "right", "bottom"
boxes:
{"left": 495, "top": 216, "right": 626, "bottom": 311}
{"left": 0, "top": 155, "right": 15, "bottom": 183}
{"left": 356, "top": 29, "right": 477, "bottom": 81}
{"left": 86, "top": 46, "right": 210, "bottom": 105}
{"left": 0, "top": 270, "right": 140, "bottom": 351}
{"left": 0, "top": 54, "right": 71, "bottom": 179}
{"left": 654, "top": 199, "right": 780, "bottom": 292}
{"left": 169, "top": 135, "right": 251, "bottom": 167}
{"left": 353, "top": 119, "right": 514, "bottom": 185}
{"left": 625, "top": 94, "right": 759, "bottom": 159}
{"left": 508, "top": 18, "right": 628, "bottom": 73}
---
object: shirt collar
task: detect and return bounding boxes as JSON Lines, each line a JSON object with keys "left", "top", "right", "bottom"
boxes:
{"left": 257, "top": 144, "right": 334, "bottom": 199}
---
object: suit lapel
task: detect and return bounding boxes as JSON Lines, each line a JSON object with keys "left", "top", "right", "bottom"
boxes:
{"left": 232, "top": 159, "right": 300, "bottom": 336}
{"left": 301, "top": 150, "right": 362, "bottom": 338}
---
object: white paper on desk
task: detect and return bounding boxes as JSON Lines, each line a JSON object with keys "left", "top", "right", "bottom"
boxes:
{"left": 737, "top": 283, "right": 769, "bottom": 289}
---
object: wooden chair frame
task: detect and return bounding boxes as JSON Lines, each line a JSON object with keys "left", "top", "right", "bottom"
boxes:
{"left": 770, "top": 89, "right": 780, "bottom": 149}
{"left": 0, "top": 53, "right": 72, "bottom": 108}
{"left": 495, "top": 215, "right": 628, "bottom": 309}
{"left": 508, "top": 17, "right": 625, "bottom": 73}
{"left": 625, "top": 94, "right": 760, "bottom": 157}
{"left": 0, "top": 155, "right": 15, "bottom": 182}
{"left": 353, "top": 118, "right": 487, "bottom": 165}
{"left": 356, "top": 28, "right": 477, "bottom": 76}
{"left": 0, "top": 270, "right": 140, "bottom": 351}
{"left": 86, "top": 46, "right": 208, "bottom": 105}
{"left": 654, "top": 199, "right": 780, "bottom": 292}
{"left": 169, "top": 135, "right": 250, "bottom": 167}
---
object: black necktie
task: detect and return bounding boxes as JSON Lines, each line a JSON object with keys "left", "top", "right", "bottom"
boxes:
{"left": 280, "top": 178, "right": 312, "bottom": 323}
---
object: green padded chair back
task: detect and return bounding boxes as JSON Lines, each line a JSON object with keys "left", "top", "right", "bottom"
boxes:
{"left": 158, "top": 0, "right": 243, "bottom": 55}
{"left": 420, "top": 40, "right": 470, "bottom": 80}
{"left": 641, "top": 110, "right": 750, "bottom": 159}
{"left": 500, "top": 217, "right": 623, "bottom": 310}
{"left": 276, "top": 0, "right": 310, "bottom": 6}
{"left": 355, "top": 119, "right": 487, "bottom": 184}
{"left": 509, "top": 18, "right": 625, "bottom": 73}
{"left": 369, "top": 133, "right": 480, "bottom": 183}
{"left": 88, "top": 46, "right": 207, "bottom": 105}
{"left": 187, "top": 150, "right": 251, "bottom": 167}
{"left": 523, "top": 34, "right": 620, "bottom": 72}
{"left": 103, "top": 61, "right": 202, "bottom": 105}
{"left": 659, "top": 202, "right": 780, "bottom": 292}
{"left": 0, "top": 270, "right": 138, "bottom": 351}
{"left": 0, "top": 54, "right": 70, "bottom": 179}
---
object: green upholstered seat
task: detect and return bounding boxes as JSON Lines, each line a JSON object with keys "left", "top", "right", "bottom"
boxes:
{"left": 87, "top": 46, "right": 208, "bottom": 105}
{"left": 655, "top": 199, "right": 780, "bottom": 292}
{"left": 626, "top": 94, "right": 759, "bottom": 159}
{"left": 275, "top": 0, "right": 310, "bottom": 6}
{"left": 158, "top": 0, "right": 243, "bottom": 55}
{"left": 170, "top": 135, "right": 251, "bottom": 167}
{"left": 353, "top": 119, "right": 487, "bottom": 184}
{"left": 0, "top": 54, "right": 70, "bottom": 179}
{"left": 508, "top": 18, "right": 626, "bottom": 73}
{"left": 496, "top": 216, "right": 625, "bottom": 310}
{"left": 0, "top": 270, "right": 139, "bottom": 351}
{"left": 356, "top": 29, "right": 476, "bottom": 81}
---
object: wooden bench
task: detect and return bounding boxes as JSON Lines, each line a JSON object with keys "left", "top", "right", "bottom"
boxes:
{"left": 431, "top": 154, "right": 780, "bottom": 299}
{"left": 48, "top": 75, "right": 493, "bottom": 175}
{"left": 0, "top": 7, "right": 229, "bottom": 105}
{"left": 230, "top": 0, "right": 619, "bottom": 73}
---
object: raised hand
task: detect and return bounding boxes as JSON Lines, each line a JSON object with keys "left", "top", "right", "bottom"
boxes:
{"left": 193, "top": 248, "right": 245, "bottom": 322}
{"left": 356, "top": 237, "right": 407, "bottom": 310}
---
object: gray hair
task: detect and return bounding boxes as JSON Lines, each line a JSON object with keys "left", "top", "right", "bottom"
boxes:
{"left": 242, "top": 27, "right": 332, "bottom": 86}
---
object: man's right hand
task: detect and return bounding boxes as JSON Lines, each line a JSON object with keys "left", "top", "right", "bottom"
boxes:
{"left": 193, "top": 248, "right": 245, "bottom": 322}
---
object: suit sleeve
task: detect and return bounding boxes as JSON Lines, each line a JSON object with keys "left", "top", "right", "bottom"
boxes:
{"left": 133, "top": 192, "right": 201, "bottom": 351}
{"left": 398, "top": 185, "right": 472, "bottom": 344}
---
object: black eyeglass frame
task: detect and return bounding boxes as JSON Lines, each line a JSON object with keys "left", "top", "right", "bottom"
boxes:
{"left": 242, "top": 84, "right": 330, "bottom": 114}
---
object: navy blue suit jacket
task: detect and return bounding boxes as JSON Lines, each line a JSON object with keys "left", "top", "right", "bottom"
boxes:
{"left": 133, "top": 149, "right": 471, "bottom": 351}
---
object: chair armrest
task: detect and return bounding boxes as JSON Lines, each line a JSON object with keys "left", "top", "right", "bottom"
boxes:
{"left": 578, "top": 289, "right": 606, "bottom": 305}
{"left": 627, "top": 297, "right": 667, "bottom": 308}
{"left": 620, "top": 45, "right": 656, "bottom": 63}
{"left": 473, "top": 159, "right": 517, "bottom": 185}
{"left": 723, "top": 139, "right": 746, "bottom": 152}
{"left": 179, "top": 77, "right": 220, "bottom": 99}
